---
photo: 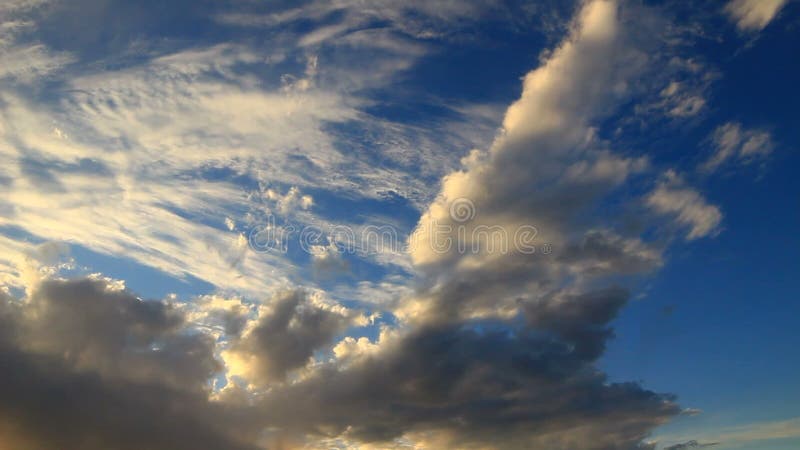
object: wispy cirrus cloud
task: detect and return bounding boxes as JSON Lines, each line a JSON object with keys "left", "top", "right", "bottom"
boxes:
{"left": 0, "top": 3, "right": 496, "bottom": 297}
{"left": 701, "top": 122, "right": 774, "bottom": 173}
{"left": 646, "top": 171, "right": 722, "bottom": 240}
{"left": 724, "top": 0, "right": 789, "bottom": 32}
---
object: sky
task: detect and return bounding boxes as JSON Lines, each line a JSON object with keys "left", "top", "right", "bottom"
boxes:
{"left": 0, "top": 0, "right": 798, "bottom": 449}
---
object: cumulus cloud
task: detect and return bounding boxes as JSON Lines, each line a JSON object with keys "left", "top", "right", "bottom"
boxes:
{"left": 256, "top": 317, "right": 678, "bottom": 449}
{"left": 724, "top": 0, "right": 788, "bottom": 32}
{"left": 404, "top": 0, "right": 663, "bottom": 323}
{"left": 224, "top": 290, "right": 354, "bottom": 385}
{"left": 646, "top": 172, "right": 722, "bottom": 240}
{"left": 702, "top": 122, "right": 774, "bottom": 172}
{"left": 24, "top": 277, "right": 222, "bottom": 389}
{"left": 0, "top": 277, "right": 261, "bottom": 450}
{"left": 185, "top": 293, "right": 254, "bottom": 337}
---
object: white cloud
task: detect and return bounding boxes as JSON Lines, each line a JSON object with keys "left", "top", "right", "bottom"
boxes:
{"left": 702, "top": 122, "right": 774, "bottom": 172}
{"left": 403, "top": 0, "right": 674, "bottom": 325}
{"left": 642, "top": 79, "right": 709, "bottom": 119}
{"left": 725, "top": 0, "right": 788, "bottom": 32}
{"left": 0, "top": 0, "right": 509, "bottom": 301}
{"left": 647, "top": 171, "right": 722, "bottom": 240}
{"left": 0, "top": 4, "right": 73, "bottom": 83}
{"left": 262, "top": 187, "right": 314, "bottom": 216}
{"left": 0, "top": 34, "right": 481, "bottom": 295}
{"left": 0, "top": 43, "right": 73, "bottom": 82}
{"left": 667, "top": 95, "right": 706, "bottom": 118}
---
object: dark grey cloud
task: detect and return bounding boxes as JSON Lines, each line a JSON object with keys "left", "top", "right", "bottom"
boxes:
{"left": 25, "top": 278, "right": 220, "bottom": 390}
{"left": 228, "top": 289, "right": 351, "bottom": 383}
{"left": 0, "top": 278, "right": 261, "bottom": 450}
{"left": 203, "top": 304, "right": 251, "bottom": 337}
{"left": 0, "top": 276, "right": 679, "bottom": 450}
{"left": 0, "top": 351, "right": 259, "bottom": 450}
{"left": 525, "top": 287, "right": 630, "bottom": 361}
{"left": 255, "top": 297, "right": 678, "bottom": 448}
{"left": 558, "top": 230, "right": 663, "bottom": 276}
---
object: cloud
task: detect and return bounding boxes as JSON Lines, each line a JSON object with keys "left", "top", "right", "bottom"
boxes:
{"left": 558, "top": 230, "right": 663, "bottom": 277}
{"left": 0, "top": 277, "right": 262, "bottom": 450}
{"left": 629, "top": 53, "right": 721, "bottom": 128}
{"left": 256, "top": 314, "right": 678, "bottom": 449}
{"left": 0, "top": 1, "right": 73, "bottom": 83}
{"left": 0, "top": 1, "right": 737, "bottom": 448}
{"left": 646, "top": 172, "right": 722, "bottom": 240}
{"left": 309, "top": 240, "right": 351, "bottom": 278}
{"left": 245, "top": 1, "right": 684, "bottom": 447}
{"left": 1, "top": 0, "right": 520, "bottom": 303}
{"left": 0, "top": 45, "right": 409, "bottom": 294}
{"left": 23, "top": 277, "right": 222, "bottom": 389}
{"left": 215, "top": 0, "right": 520, "bottom": 42}
{"left": 403, "top": 0, "right": 666, "bottom": 323}
{"left": 0, "top": 43, "right": 73, "bottom": 82}
{"left": 702, "top": 122, "right": 774, "bottom": 172}
{"left": 0, "top": 48, "right": 320, "bottom": 294}
{"left": 659, "top": 82, "right": 706, "bottom": 118}
{"left": 224, "top": 289, "right": 354, "bottom": 385}
{"left": 724, "top": 0, "right": 788, "bottom": 32}
{"left": 263, "top": 186, "right": 314, "bottom": 216}
{"left": 183, "top": 293, "right": 254, "bottom": 337}
{"left": 0, "top": 24, "right": 486, "bottom": 296}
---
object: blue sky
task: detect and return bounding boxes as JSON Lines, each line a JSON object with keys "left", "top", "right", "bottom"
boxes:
{"left": 0, "top": 0, "right": 798, "bottom": 449}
